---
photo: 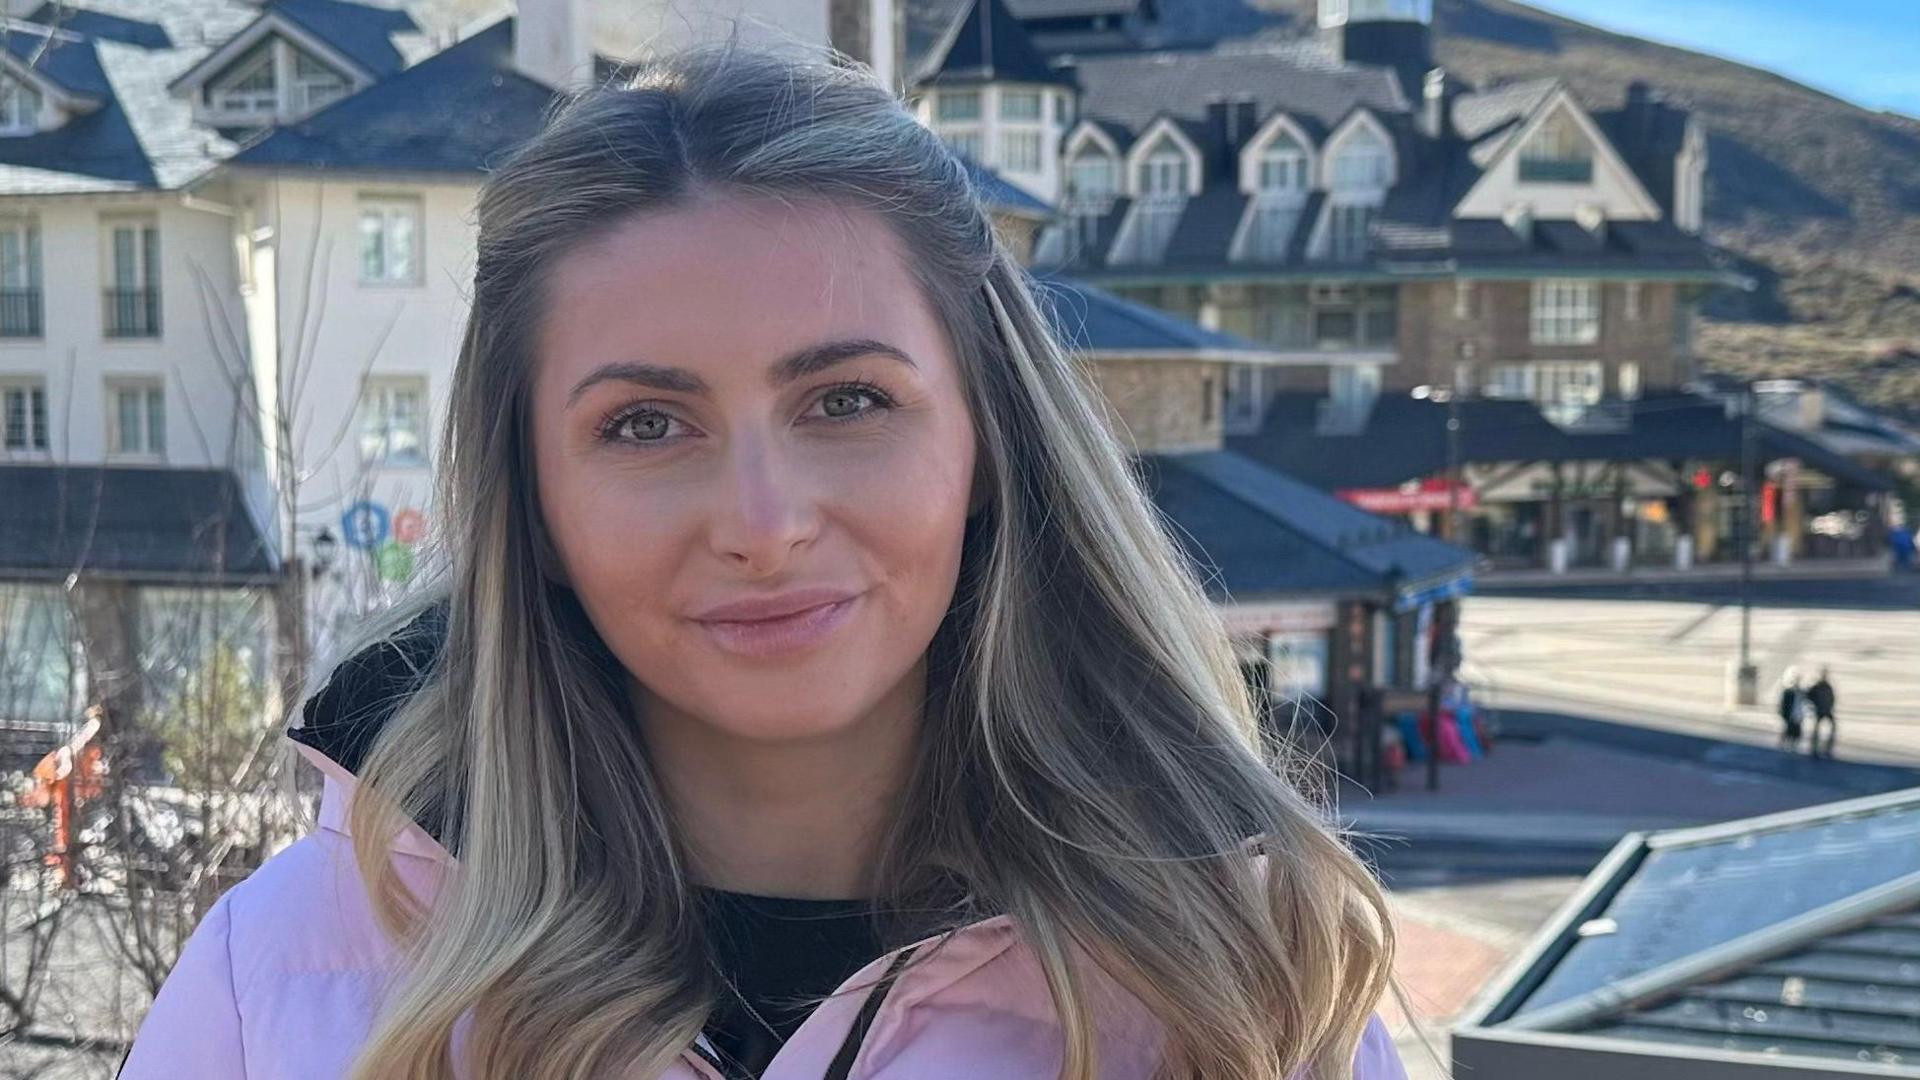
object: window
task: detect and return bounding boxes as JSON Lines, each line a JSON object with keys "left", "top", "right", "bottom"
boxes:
{"left": 1225, "top": 364, "right": 1266, "bottom": 432}
{"left": 1531, "top": 279, "right": 1600, "bottom": 344}
{"left": 1331, "top": 127, "right": 1390, "bottom": 191}
{"left": 1068, "top": 149, "right": 1117, "bottom": 201}
{"left": 359, "top": 197, "right": 421, "bottom": 284}
{"left": 1453, "top": 280, "right": 1474, "bottom": 320}
{"left": 1519, "top": 110, "right": 1593, "bottom": 183}
{"left": 1487, "top": 361, "right": 1604, "bottom": 422}
{"left": 1618, "top": 361, "right": 1641, "bottom": 401}
{"left": 1136, "top": 137, "right": 1189, "bottom": 198}
{"left": 0, "top": 75, "right": 42, "bottom": 134}
{"left": 208, "top": 41, "right": 276, "bottom": 114}
{"left": 935, "top": 91, "right": 981, "bottom": 122}
{"left": 1326, "top": 203, "right": 1375, "bottom": 262}
{"left": 1330, "top": 362, "right": 1381, "bottom": 416}
{"left": 941, "top": 130, "right": 984, "bottom": 161}
{"left": 2, "top": 378, "right": 48, "bottom": 452}
{"left": 137, "top": 586, "right": 271, "bottom": 731}
{"left": 103, "top": 217, "right": 161, "bottom": 337}
{"left": 1624, "top": 281, "right": 1643, "bottom": 321}
{"left": 106, "top": 378, "right": 166, "bottom": 457}
{"left": 1257, "top": 136, "right": 1308, "bottom": 195}
{"left": 358, "top": 375, "right": 427, "bottom": 466}
{"left": 289, "top": 49, "right": 349, "bottom": 114}
{"left": 0, "top": 584, "right": 81, "bottom": 724}
{"left": 0, "top": 217, "right": 41, "bottom": 337}
{"left": 1000, "top": 130, "right": 1042, "bottom": 174}
{"left": 1243, "top": 200, "right": 1303, "bottom": 262}
{"left": 1000, "top": 90, "right": 1042, "bottom": 120}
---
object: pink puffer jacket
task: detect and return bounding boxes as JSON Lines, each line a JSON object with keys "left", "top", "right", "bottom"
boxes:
{"left": 121, "top": 735, "right": 1408, "bottom": 1079}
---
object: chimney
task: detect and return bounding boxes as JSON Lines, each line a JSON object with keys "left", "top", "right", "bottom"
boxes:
{"left": 1205, "top": 98, "right": 1235, "bottom": 175}
{"left": 514, "top": 0, "right": 594, "bottom": 92}
{"left": 1420, "top": 67, "right": 1450, "bottom": 140}
{"left": 1234, "top": 98, "right": 1258, "bottom": 145}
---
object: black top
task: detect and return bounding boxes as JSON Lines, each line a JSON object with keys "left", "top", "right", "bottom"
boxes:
{"left": 698, "top": 888, "right": 887, "bottom": 1077}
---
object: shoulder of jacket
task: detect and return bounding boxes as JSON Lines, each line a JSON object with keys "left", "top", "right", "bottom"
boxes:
{"left": 217, "top": 830, "right": 400, "bottom": 996}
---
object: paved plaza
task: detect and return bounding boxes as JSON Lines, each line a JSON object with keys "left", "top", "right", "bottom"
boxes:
{"left": 1460, "top": 581, "right": 1920, "bottom": 765}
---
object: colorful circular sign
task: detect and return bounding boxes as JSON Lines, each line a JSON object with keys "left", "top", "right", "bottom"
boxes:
{"left": 341, "top": 501, "right": 389, "bottom": 550}
{"left": 374, "top": 541, "right": 414, "bottom": 583}
{"left": 392, "top": 507, "right": 426, "bottom": 545}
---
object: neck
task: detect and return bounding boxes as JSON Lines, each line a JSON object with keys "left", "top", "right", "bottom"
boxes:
{"left": 636, "top": 660, "right": 925, "bottom": 900}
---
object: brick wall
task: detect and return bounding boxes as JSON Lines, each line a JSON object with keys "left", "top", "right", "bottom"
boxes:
{"left": 1394, "top": 279, "right": 1692, "bottom": 396}
{"left": 1081, "top": 357, "right": 1225, "bottom": 453}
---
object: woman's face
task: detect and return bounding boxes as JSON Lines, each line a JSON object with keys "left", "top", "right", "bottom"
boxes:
{"left": 529, "top": 193, "right": 979, "bottom": 743}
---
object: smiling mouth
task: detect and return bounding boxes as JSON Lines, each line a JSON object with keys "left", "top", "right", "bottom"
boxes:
{"left": 691, "top": 594, "right": 863, "bottom": 658}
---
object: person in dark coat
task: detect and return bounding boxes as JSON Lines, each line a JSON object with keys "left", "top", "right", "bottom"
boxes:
{"left": 1807, "top": 667, "right": 1838, "bottom": 759}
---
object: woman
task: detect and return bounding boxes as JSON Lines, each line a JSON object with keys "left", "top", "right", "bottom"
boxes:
{"left": 122, "top": 45, "right": 1404, "bottom": 1080}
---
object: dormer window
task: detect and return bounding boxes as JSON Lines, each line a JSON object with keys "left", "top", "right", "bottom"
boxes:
{"left": 0, "top": 76, "right": 44, "bottom": 136}
{"left": 932, "top": 89, "right": 984, "bottom": 161}
{"left": 290, "top": 50, "right": 349, "bottom": 114}
{"left": 208, "top": 41, "right": 276, "bottom": 115}
{"left": 1331, "top": 127, "right": 1391, "bottom": 192}
{"left": 1068, "top": 148, "right": 1116, "bottom": 202}
{"left": 1519, "top": 110, "right": 1593, "bottom": 183}
{"left": 1257, "top": 135, "right": 1308, "bottom": 195}
{"left": 201, "top": 37, "right": 355, "bottom": 124}
{"left": 1137, "top": 137, "right": 1189, "bottom": 200}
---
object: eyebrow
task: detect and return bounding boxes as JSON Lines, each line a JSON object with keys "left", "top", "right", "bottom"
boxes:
{"left": 565, "top": 338, "right": 917, "bottom": 408}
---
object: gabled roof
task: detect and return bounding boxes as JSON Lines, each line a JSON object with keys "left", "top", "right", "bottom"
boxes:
{"left": 916, "top": 0, "right": 1074, "bottom": 86}
{"left": 1141, "top": 451, "right": 1474, "bottom": 603}
{"left": 26, "top": 3, "right": 172, "bottom": 50}
{"left": 2, "top": 20, "right": 111, "bottom": 101}
{"left": 0, "top": 8, "right": 246, "bottom": 193}
{"left": 1228, "top": 392, "right": 1895, "bottom": 493}
{"left": 167, "top": 0, "right": 415, "bottom": 96}
{"left": 226, "top": 18, "right": 558, "bottom": 174}
{"left": 0, "top": 465, "right": 278, "bottom": 583}
{"left": 1459, "top": 788, "right": 1920, "bottom": 1075}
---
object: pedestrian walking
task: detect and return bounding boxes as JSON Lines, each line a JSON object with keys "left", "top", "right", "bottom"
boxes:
{"left": 1778, "top": 668, "right": 1807, "bottom": 751}
{"left": 1807, "top": 667, "right": 1838, "bottom": 759}
{"left": 121, "top": 45, "right": 1405, "bottom": 1080}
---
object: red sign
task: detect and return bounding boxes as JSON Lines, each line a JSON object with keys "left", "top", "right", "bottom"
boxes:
{"left": 1336, "top": 479, "right": 1479, "bottom": 515}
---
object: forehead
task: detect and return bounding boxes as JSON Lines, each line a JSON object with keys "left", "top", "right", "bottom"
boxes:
{"left": 534, "top": 194, "right": 951, "bottom": 390}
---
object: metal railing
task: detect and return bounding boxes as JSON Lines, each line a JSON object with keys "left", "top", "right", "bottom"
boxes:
{"left": 102, "top": 287, "right": 161, "bottom": 338}
{"left": 0, "top": 287, "right": 40, "bottom": 337}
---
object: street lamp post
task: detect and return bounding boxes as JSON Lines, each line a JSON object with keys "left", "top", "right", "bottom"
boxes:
{"left": 1733, "top": 382, "right": 1760, "bottom": 705}
{"left": 1413, "top": 384, "right": 1464, "bottom": 793}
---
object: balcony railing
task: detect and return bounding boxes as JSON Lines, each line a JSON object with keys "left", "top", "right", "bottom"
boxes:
{"left": 103, "top": 287, "right": 160, "bottom": 338}
{"left": 0, "top": 288, "right": 41, "bottom": 338}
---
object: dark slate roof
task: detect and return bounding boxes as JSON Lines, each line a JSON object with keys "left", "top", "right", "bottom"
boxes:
{"left": 1229, "top": 392, "right": 1895, "bottom": 492}
{"left": 918, "top": 0, "right": 1075, "bottom": 86}
{"left": 1067, "top": 40, "right": 1405, "bottom": 144}
{"left": 1465, "top": 789, "right": 1920, "bottom": 1073}
{"left": 227, "top": 18, "right": 557, "bottom": 174}
{"left": 1029, "top": 270, "right": 1277, "bottom": 354}
{"left": 1594, "top": 96, "right": 1692, "bottom": 218}
{"left": 1141, "top": 451, "right": 1474, "bottom": 602}
{"left": 267, "top": 0, "right": 414, "bottom": 79}
{"left": 0, "top": 0, "right": 255, "bottom": 193}
{"left": 4, "top": 21, "right": 112, "bottom": 99}
{"left": 0, "top": 466, "right": 277, "bottom": 582}
{"left": 26, "top": 3, "right": 172, "bottom": 50}
{"left": 961, "top": 155, "right": 1053, "bottom": 217}
{"left": 1451, "top": 76, "right": 1556, "bottom": 149}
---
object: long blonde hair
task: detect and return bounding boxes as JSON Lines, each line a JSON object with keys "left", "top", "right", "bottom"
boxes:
{"left": 331, "top": 43, "right": 1393, "bottom": 1080}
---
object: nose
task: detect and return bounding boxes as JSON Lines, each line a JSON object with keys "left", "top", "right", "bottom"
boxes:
{"left": 706, "top": 434, "right": 821, "bottom": 576}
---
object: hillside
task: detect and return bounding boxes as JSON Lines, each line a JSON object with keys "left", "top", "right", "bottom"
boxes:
{"left": 1255, "top": 0, "right": 1920, "bottom": 417}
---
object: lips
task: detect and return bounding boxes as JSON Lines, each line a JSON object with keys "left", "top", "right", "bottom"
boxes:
{"left": 689, "top": 590, "right": 864, "bottom": 659}
{"left": 691, "top": 587, "right": 862, "bottom": 623}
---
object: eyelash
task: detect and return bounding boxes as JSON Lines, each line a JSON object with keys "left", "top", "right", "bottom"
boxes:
{"left": 593, "top": 380, "right": 898, "bottom": 445}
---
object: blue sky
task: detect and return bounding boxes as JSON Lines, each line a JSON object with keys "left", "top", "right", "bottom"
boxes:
{"left": 1522, "top": 0, "right": 1920, "bottom": 117}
